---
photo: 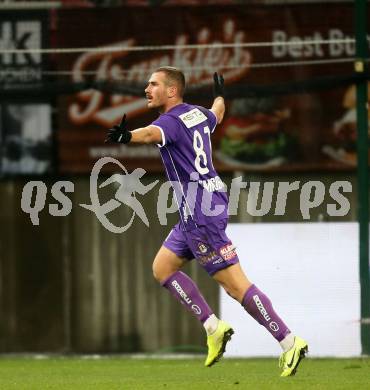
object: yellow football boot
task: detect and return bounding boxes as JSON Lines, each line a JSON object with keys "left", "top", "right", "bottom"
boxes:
{"left": 205, "top": 320, "right": 234, "bottom": 367}
{"left": 279, "top": 336, "right": 308, "bottom": 377}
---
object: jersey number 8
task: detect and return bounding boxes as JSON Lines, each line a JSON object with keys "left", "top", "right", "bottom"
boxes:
{"left": 193, "top": 126, "right": 211, "bottom": 175}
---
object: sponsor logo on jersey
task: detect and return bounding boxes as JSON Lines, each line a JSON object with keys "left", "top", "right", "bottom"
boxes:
{"left": 219, "top": 244, "right": 237, "bottom": 261}
{"left": 179, "top": 108, "right": 207, "bottom": 128}
{"left": 199, "top": 176, "right": 226, "bottom": 192}
{"left": 253, "top": 294, "right": 271, "bottom": 322}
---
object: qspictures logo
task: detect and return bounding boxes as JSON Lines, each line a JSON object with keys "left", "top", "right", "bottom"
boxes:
{"left": 20, "top": 157, "right": 352, "bottom": 234}
{"left": 21, "top": 157, "right": 159, "bottom": 234}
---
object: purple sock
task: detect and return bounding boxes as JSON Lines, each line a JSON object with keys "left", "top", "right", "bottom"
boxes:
{"left": 161, "top": 271, "right": 213, "bottom": 323}
{"left": 242, "top": 284, "right": 290, "bottom": 342}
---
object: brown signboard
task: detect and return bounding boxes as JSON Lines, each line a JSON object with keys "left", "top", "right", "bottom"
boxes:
{"left": 54, "top": 4, "right": 369, "bottom": 173}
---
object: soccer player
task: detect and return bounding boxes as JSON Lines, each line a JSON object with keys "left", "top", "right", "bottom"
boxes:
{"left": 105, "top": 66, "right": 308, "bottom": 376}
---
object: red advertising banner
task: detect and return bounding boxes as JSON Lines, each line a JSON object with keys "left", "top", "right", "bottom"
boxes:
{"left": 54, "top": 4, "right": 369, "bottom": 173}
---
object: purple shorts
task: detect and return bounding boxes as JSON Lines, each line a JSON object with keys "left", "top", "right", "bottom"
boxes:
{"left": 163, "top": 219, "right": 239, "bottom": 276}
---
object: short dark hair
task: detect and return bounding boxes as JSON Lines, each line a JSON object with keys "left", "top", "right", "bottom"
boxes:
{"left": 154, "top": 66, "right": 186, "bottom": 97}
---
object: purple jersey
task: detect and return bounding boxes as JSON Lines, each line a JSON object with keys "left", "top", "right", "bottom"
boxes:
{"left": 152, "top": 103, "right": 228, "bottom": 231}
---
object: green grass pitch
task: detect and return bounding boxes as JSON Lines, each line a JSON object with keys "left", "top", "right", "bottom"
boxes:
{"left": 0, "top": 356, "right": 369, "bottom": 389}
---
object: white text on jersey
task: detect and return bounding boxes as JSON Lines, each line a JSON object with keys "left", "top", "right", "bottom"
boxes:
{"left": 199, "top": 176, "right": 225, "bottom": 192}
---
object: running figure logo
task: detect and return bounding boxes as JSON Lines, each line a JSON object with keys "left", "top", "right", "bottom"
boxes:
{"left": 80, "top": 157, "right": 158, "bottom": 233}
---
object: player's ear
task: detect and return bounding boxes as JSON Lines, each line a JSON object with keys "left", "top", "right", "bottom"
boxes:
{"left": 167, "top": 85, "right": 177, "bottom": 98}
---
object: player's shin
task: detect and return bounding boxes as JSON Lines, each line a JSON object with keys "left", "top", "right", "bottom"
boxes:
{"left": 241, "top": 284, "right": 293, "bottom": 349}
{"left": 161, "top": 271, "right": 216, "bottom": 331}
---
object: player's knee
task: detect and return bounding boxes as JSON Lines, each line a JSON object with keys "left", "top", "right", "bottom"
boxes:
{"left": 152, "top": 262, "right": 162, "bottom": 282}
{"left": 152, "top": 261, "right": 172, "bottom": 283}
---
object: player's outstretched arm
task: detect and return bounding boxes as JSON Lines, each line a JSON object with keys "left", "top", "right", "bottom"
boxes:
{"left": 130, "top": 126, "right": 162, "bottom": 144}
{"left": 105, "top": 114, "right": 162, "bottom": 145}
{"left": 210, "top": 72, "right": 225, "bottom": 124}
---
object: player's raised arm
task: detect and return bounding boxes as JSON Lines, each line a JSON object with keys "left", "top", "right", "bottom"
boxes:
{"left": 105, "top": 114, "right": 162, "bottom": 145}
{"left": 210, "top": 72, "right": 226, "bottom": 124}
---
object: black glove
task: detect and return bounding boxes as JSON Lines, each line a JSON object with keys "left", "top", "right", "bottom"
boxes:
{"left": 105, "top": 114, "right": 132, "bottom": 144}
{"left": 213, "top": 72, "right": 225, "bottom": 98}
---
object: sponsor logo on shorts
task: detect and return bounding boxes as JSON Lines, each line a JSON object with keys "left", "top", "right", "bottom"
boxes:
{"left": 219, "top": 244, "right": 237, "bottom": 261}
{"left": 253, "top": 294, "right": 271, "bottom": 322}
{"left": 198, "top": 243, "right": 208, "bottom": 254}
{"left": 212, "top": 258, "right": 224, "bottom": 265}
{"left": 198, "top": 251, "right": 219, "bottom": 265}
